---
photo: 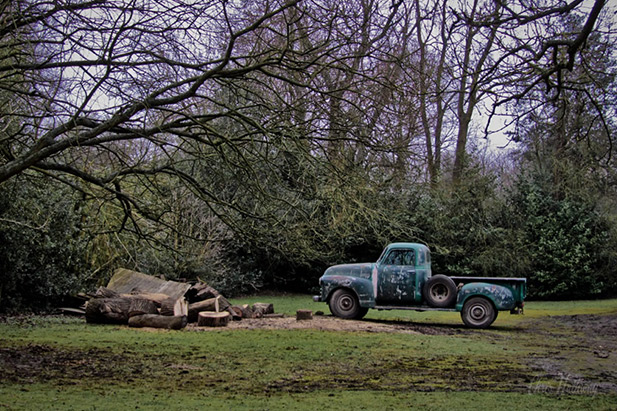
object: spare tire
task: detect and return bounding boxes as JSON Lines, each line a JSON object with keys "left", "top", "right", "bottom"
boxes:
{"left": 423, "top": 274, "right": 457, "bottom": 308}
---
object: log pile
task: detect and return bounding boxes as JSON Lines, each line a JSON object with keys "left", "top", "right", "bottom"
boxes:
{"left": 80, "top": 268, "right": 278, "bottom": 330}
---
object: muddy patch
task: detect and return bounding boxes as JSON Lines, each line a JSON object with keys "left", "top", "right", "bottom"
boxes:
{"left": 523, "top": 313, "right": 617, "bottom": 394}
{"left": 267, "top": 356, "right": 534, "bottom": 394}
{"left": 0, "top": 344, "right": 140, "bottom": 385}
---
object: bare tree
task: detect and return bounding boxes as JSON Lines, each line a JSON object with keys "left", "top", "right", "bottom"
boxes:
{"left": 0, "top": 0, "right": 303, "bottom": 183}
{"left": 1, "top": 0, "right": 613, "bottom": 262}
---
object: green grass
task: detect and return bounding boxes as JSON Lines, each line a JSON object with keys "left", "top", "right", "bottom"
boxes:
{"left": 1, "top": 297, "right": 616, "bottom": 410}
{"left": 231, "top": 294, "right": 617, "bottom": 326}
{"left": 1, "top": 386, "right": 616, "bottom": 410}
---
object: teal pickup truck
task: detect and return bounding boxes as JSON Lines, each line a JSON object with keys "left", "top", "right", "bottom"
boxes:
{"left": 313, "top": 243, "right": 526, "bottom": 328}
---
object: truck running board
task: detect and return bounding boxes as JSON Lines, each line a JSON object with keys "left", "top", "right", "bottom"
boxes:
{"left": 374, "top": 305, "right": 456, "bottom": 312}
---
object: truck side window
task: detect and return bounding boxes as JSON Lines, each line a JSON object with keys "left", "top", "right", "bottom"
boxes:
{"left": 383, "top": 250, "right": 415, "bottom": 266}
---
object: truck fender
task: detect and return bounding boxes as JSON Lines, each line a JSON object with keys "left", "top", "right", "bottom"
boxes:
{"left": 322, "top": 276, "right": 375, "bottom": 308}
{"left": 455, "top": 282, "right": 515, "bottom": 311}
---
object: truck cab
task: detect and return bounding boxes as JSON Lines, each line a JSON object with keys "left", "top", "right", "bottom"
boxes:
{"left": 314, "top": 243, "right": 526, "bottom": 328}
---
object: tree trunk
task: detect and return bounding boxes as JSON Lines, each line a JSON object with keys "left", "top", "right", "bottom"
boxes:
{"left": 452, "top": 114, "right": 471, "bottom": 185}
{"left": 85, "top": 298, "right": 131, "bottom": 324}
{"left": 128, "top": 299, "right": 158, "bottom": 317}
{"left": 197, "top": 312, "right": 231, "bottom": 327}
{"left": 128, "top": 314, "right": 187, "bottom": 330}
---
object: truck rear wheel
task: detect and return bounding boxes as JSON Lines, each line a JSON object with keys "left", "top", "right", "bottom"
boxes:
{"left": 329, "top": 289, "right": 367, "bottom": 320}
{"left": 461, "top": 297, "right": 496, "bottom": 328}
{"left": 423, "top": 275, "right": 457, "bottom": 308}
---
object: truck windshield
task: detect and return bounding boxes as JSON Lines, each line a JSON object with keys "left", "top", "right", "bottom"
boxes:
{"left": 382, "top": 249, "right": 415, "bottom": 266}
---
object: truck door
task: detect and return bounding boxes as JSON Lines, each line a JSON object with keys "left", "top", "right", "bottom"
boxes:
{"left": 377, "top": 249, "right": 416, "bottom": 304}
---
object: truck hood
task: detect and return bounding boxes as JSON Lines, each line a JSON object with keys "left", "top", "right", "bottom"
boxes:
{"left": 323, "top": 263, "right": 375, "bottom": 280}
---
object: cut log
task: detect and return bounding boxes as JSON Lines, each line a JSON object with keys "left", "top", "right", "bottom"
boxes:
{"left": 236, "top": 304, "right": 255, "bottom": 319}
{"left": 296, "top": 310, "right": 313, "bottom": 321}
{"left": 231, "top": 304, "right": 254, "bottom": 319}
{"left": 128, "top": 314, "right": 187, "bottom": 330}
{"left": 231, "top": 306, "right": 243, "bottom": 318}
{"left": 85, "top": 298, "right": 131, "bottom": 324}
{"left": 197, "top": 311, "right": 231, "bottom": 327}
{"left": 185, "top": 282, "right": 215, "bottom": 302}
{"left": 252, "top": 303, "right": 274, "bottom": 316}
{"left": 192, "top": 284, "right": 220, "bottom": 302}
{"left": 160, "top": 297, "right": 189, "bottom": 317}
{"left": 185, "top": 281, "right": 239, "bottom": 320}
{"left": 263, "top": 313, "right": 285, "bottom": 318}
{"left": 128, "top": 298, "right": 158, "bottom": 318}
{"left": 187, "top": 297, "right": 220, "bottom": 323}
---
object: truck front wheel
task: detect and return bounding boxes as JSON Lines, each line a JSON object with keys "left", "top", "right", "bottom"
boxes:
{"left": 329, "top": 289, "right": 367, "bottom": 320}
{"left": 461, "top": 297, "right": 496, "bottom": 328}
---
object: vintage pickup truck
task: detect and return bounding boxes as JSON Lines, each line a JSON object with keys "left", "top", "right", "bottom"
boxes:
{"left": 313, "top": 242, "right": 526, "bottom": 328}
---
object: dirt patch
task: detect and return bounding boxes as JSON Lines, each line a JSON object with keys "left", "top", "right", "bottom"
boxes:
{"left": 522, "top": 313, "right": 617, "bottom": 394}
{"left": 0, "top": 344, "right": 131, "bottom": 384}
{"left": 266, "top": 356, "right": 534, "bottom": 394}
{"left": 187, "top": 314, "right": 470, "bottom": 335}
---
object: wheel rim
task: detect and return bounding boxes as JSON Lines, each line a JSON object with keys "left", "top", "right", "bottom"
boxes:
{"left": 338, "top": 294, "right": 356, "bottom": 312}
{"left": 468, "top": 303, "right": 488, "bottom": 325}
{"left": 430, "top": 284, "right": 449, "bottom": 301}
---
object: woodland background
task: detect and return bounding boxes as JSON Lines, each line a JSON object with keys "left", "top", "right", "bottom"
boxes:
{"left": 1, "top": 0, "right": 616, "bottom": 312}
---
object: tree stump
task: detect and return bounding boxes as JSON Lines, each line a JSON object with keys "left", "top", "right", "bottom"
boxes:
{"left": 296, "top": 310, "right": 313, "bottom": 321}
{"left": 128, "top": 314, "right": 187, "bottom": 330}
{"left": 197, "top": 311, "right": 231, "bottom": 327}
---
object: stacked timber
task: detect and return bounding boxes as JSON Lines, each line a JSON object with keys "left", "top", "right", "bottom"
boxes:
{"left": 82, "top": 268, "right": 277, "bottom": 329}
{"left": 85, "top": 269, "right": 190, "bottom": 329}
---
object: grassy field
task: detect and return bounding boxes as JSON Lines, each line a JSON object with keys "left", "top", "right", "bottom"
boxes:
{"left": 1, "top": 296, "right": 616, "bottom": 410}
